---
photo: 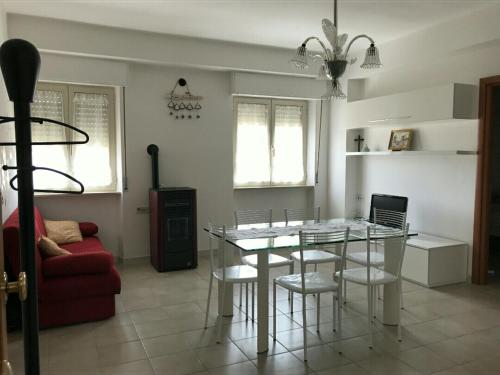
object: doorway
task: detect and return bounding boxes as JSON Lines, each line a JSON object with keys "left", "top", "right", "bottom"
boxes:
{"left": 473, "top": 76, "right": 500, "bottom": 284}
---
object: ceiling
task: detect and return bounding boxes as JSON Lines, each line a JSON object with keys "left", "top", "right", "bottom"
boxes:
{"left": 4, "top": 0, "right": 498, "bottom": 49}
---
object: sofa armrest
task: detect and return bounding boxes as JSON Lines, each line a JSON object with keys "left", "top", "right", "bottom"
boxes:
{"left": 42, "top": 252, "right": 113, "bottom": 277}
{"left": 78, "top": 222, "right": 99, "bottom": 237}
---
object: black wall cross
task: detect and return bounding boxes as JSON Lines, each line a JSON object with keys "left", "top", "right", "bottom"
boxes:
{"left": 354, "top": 134, "right": 365, "bottom": 152}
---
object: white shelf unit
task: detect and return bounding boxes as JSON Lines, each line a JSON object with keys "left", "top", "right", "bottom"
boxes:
{"left": 402, "top": 233, "right": 468, "bottom": 287}
{"left": 346, "top": 150, "right": 477, "bottom": 157}
{"left": 345, "top": 83, "right": 478, "bottom": 129}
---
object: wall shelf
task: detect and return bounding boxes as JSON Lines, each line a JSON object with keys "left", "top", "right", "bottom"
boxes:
{"left": 345, "top": 150, "right": 478, "bottom": 157}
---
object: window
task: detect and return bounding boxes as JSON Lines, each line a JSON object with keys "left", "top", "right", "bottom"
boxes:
{"left": 233, "top": 97, "right": 307, "bottom": 187}
{"left": 31, "top": 83, "right": 117, "bottom": 192}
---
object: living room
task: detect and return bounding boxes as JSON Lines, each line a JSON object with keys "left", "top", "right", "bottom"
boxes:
{"left": 1, "top": 1, "right": 500, "bottom": 375}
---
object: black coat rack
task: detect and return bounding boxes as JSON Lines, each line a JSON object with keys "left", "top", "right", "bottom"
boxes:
{"left": 0, "top": 39, "right": 89, "bottom": 375}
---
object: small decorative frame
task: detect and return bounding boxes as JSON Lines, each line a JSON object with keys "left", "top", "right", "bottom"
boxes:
{"left": 166, "top": 78, "right": 203, "bottom": 119}
{"left": 388, "top": 129, "right": 413, "bottom": 151}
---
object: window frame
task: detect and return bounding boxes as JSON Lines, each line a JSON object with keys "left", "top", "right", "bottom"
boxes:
{"left": 233, "top": 96, "right": 308, "bottom": 188}
{"left": 34, "top": 82, "right": 117, "bottom": 193}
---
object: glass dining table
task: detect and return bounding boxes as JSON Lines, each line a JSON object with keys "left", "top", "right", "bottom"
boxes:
{"left": 204, "top": 218, "right": 416, "bottom": 354}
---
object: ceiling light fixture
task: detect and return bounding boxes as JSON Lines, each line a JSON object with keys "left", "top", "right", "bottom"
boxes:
{"left": 290, "top": 0, "right": 382, "bottom": 99}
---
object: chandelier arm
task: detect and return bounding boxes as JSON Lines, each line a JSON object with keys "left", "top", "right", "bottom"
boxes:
{"left": 303, "top": 36, "right": 331, "bottom": 59}
{"left": 343, "top": 34, "right": 375, "bottom": 58}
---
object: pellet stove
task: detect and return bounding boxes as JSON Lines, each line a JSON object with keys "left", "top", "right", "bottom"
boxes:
{"left": 147, "top": 144, "right": 197, "bottom": 272}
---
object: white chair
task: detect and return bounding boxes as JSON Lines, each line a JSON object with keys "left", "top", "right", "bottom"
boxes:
{"left": 204, "top": 223, "right": 258, "bottom": 343}
{"left": 272, "top": 229, "right": 349, "bottom": 362}
{"left": 339, "top": 223, "right": 410, "bottom": 348}
{"left": 284, "top": 207, "right": 321, "bottom": 225}
{"left": 345, "top": 209, "right": 407, "bottom": 309}
{"left": 234, "top": 209, "right": 294, "bottom": 307}
{"left": 286, "top": 207, "right": 338, "bottom": 273}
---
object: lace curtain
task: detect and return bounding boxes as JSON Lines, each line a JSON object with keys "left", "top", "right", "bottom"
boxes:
{"left": 30, "top": 88, "right": 114, "bottom": 191}
{"left": 234, "top": 103, "right": 271, "bottom": 187}
{"left": 272, "top": 105, "right": 305, "bottom": 185}
{"left": 31, "top": 90, "right": 71, "bottom": 189}
{"left": 72, "top": 93, "right": 112, "bottom": 189}
{"left": 233, "top": 101, "right": 305, "bottom": 187}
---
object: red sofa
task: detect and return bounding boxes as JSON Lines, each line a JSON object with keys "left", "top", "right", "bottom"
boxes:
{"left": 3, "top": 207, "right": 121, "bottom": 328}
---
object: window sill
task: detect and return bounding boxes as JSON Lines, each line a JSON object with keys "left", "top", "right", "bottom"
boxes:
{"left": 34, "top": 191, "right": 122, "bottom": 198}
{"left": 234, "top": 185, "right": 315, "bottom": 190}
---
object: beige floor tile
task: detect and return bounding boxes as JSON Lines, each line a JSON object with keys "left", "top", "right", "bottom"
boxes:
{"left": 142, "top": 332, "right": 194, "bottom": 358}
{"left": 100, "top": 358, "right": 155, "bottom": 375}
{"left": 426, "top": 337, "right": 489, "bottom": 365}
{"left": 182, "top": 326, "right": 232, "bottom": 348}
{"left": 150, "top": 350, "right": 205, "bottom": 375}
{"left": 291, "top": 344, "right": 350, "bottom": 371}
{"left": 274, "top": 327, "right": 323, "bottom": 351}
{"left": 233, "top": 335, "right": 287, "bottom": 360}
{"left": 268, "top": 313, "right": 302, "bottom": 333}
{"left": 48, "top": 346, "right": 99, "bottom": 372}
{"left": 330, "top": 335, "right": 386, "bottom": 362}
{"left": 135, "top": 313, "right": 216, "bottom": 339}
{"left": 94, "top": 323, "right": 139, "bottom": 347}
{"left": 207, "top": 361, "right": 259, "bottom": 375}
{"left": 358, "top": 355, "right": 423, "bottom": 375}
{"left": 195, "top": 342, "right": 248, "bottom": 369}
{"left": 316, "top": 363, "right": 369, "bottom": 375}
{"left": 460, "top": 355, "right": 500, "bottom": 375}
{"left": 97, "top": 340, "right": 147, "bottom": 367}
{"left": 8, "top": 258, "right": 500, "bottom": 375}
{"left": 129, "top": 306, "right": 170, "bottom": 324}
{"left": 396, "top": 346, "right": 455, "bottom": 374}
{"left": 225, "top": 321, "right": 258, "bottom": 341}
{"left": 401, "top": 321, "right": 450, "bottom": 345}
{"left": 252, "top": 352, "right": 310, "bottom": 374}
{"left": 430, "top": 368, "right": 475, "bottom": 375}
{"left": 369, "top": 330, "right": 421, "bottom": 355}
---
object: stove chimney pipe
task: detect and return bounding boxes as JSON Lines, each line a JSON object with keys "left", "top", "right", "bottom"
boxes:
{"left": 146, "top": 144, "right": 159, "bottom": 189}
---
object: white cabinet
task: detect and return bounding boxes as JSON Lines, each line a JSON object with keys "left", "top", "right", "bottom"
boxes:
{"left": 345, "top": 83, "right": 478, "bottom": 129}
{"left": 402, "top": 233, "right": 468, "bottom": 287}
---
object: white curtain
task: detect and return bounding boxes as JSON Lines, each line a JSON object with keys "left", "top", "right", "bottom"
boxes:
{"left": 31, "top": 90, "right": 71, "bottom": 190}
{"left": 72, "top": 92, "right": 113, "bottom": 189}
{"left": 272, "top": 105, "right": 305, "bottom": 185}
{"left": 234, "top": 103, "right": 271, "bottom": 187}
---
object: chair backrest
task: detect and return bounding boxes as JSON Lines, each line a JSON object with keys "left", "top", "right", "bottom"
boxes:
{"left": 369, "top": 194, "right": 408, "bottom": 224}
{"left": 366, "top": 221, "right": 410, "bottom": 282}
{"left": 284, "top": 207, "right": 320, "bottom": 225}
{"left": 206, "top": 223, "right": 227, "bottom": 280}
{"left": 373, "top": 208, "right": 407, "bottom": 230}
{"left": 298, "top": 228, "right": 350, "bottom": 294}
{"left": 234, "top": 209, "right": 272, "bottom": 228}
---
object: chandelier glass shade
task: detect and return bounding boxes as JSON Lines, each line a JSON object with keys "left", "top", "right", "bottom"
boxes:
{"left": 290, "top": 0, "right": 382, "bottom": 99}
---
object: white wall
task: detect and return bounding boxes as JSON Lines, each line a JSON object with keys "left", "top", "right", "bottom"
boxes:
{"left": 122, "top": 64, "right": 234, "bottom": 257}
{"left": 328, "top": 6, "right": 500, "bottom": 276}
{"left": 34, "top": 194, "right": 122, "bottom": 254}
{"left": 24, "top": 54, "right": 128, "bottom": 256}
{"left": 6, "top": 14, "right": 328, "bottom": 260}
{"left": 0, "top": 2, "right": 15, "bottom": 221}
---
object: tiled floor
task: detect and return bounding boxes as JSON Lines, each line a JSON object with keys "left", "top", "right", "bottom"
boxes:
{"left": 8, "top": 255, "right": 500, "bottom": 375}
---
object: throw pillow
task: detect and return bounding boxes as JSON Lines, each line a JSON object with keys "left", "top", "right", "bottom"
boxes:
{"left": 38, "top": 236, "right": 71, "bottom": 257}
{"left": 44, "top": 220, "right": 83, "bottom": 244}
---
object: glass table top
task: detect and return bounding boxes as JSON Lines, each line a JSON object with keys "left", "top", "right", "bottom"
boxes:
{"left": 203, "top": 218, "right": 417, "bottom": 252}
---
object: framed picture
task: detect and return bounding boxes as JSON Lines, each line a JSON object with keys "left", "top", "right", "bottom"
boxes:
{"left": 388, "top": 129, "right": 413, "bottom": 151}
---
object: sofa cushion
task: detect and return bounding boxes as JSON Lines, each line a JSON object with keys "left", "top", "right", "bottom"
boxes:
{"left": 79, "top": 222, "right": 98, "bottom": 237}
{"left": 45, "top": 220, "right": 83, "bottom": 244}
{"left": 38, "top": 236, "right": 71, "bottom": 258}
{"left": 60, "top": 237, "right": 106, "bottom": 255}
{"left": 43, "top": 251, "right": 114, "bottom": 277}
{"left": 39, "top": 267, "right": 121, "bottom": 302}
